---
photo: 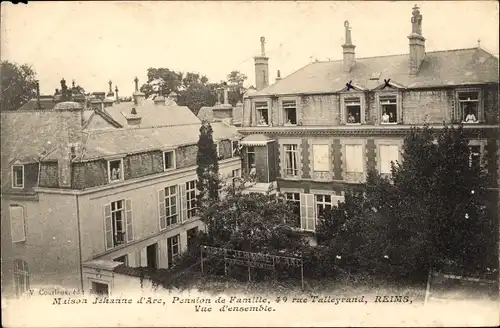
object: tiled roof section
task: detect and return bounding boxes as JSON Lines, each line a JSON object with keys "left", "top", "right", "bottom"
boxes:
{"left": 104, "top": 98, "right": 200, "bottom": 127}
{"left": 251, "top": 48, "right": 500, "bottom": 96}
{"left": 17, "top": 98, "right": 56, "bottom": 110}
{"left": 80, "top": 121, "right": 241, "bottom": 160}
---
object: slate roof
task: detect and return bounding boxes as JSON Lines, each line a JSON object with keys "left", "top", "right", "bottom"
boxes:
{"left": 251, "top": 48, "right": 499, "bottom": 97}
{"left": 80, "top": 121, "right": 240, "bottom": 160}
{"left": 104, "top": 97, "right": 200, "bottom": 127}
{"left": 197, "top": 104, "right": 243, "bottom": 125}
{"left": 17, "top": 98, "right": 56, "bottom": 110}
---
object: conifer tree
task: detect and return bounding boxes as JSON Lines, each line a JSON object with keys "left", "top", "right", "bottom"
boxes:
{"left": 196, "top": 120, "right": 220, "bottom": 210}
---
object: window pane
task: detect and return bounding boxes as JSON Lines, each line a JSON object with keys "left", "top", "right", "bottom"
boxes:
{"left": 313, "top": 144, "right": 330, "bottom": 172}
{"left": 345, "top": 145, "right": 363, "bottom": 173}
{"left": 380, "top": 145, "right": 399, "bottom": 174}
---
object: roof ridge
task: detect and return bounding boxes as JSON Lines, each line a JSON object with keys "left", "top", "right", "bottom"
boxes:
{"left": 88, "top": 122, "right": 203, "bottom": 134}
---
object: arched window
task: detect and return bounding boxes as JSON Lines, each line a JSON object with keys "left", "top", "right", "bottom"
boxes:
{"left": 13, "top": 259, "right": 30, "bottom": 297}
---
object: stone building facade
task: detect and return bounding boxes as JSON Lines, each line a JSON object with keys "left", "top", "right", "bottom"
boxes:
{"left": 239, "top": 5, "right": 499, "bottom": 233}
{"left": 1, "top": 82, "right": 242, "bottom": 298}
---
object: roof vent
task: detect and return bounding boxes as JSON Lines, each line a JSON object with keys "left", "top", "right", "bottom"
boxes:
{"left": 370, "top": 72, "right": 381, "bottom": 80}
{"left": 131, "top": 108, "right": 137, "bottom": 115}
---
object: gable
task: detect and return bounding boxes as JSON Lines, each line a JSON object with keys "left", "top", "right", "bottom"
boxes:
{"left": 84, "top": 112, "right": 118, "bottom": 131}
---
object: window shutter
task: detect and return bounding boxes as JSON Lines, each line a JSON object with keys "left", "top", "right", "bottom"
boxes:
{"left": 158, "top": 189, "right": 166, "bottom": 230}
{"left": 157, "top": 239, "right": 169, "bottom": 269}
{"left": 299, "top": 193, "right": 315, "bottom": 230}
{"left": 10, "top": 206, "right": 26, "bottom": 243}
{"left": 306, "top": 194, "right": 316, "bottom": 231}
{"left": 103, "top": 203, "right": 113, "bottom": 250}
{"left": 140, "top": 247, "right": 147, "bottom": 267}
{"left": 125, "top": 199, "right": 133, "bottom": 242}
{"left": 180, "top": 184, "right": 187, "bottom": 222}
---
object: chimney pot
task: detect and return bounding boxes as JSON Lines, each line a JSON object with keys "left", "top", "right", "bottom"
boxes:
{"left": 408, "top": 4, "right": 426, "bottom": 75}
{"left": 254, "top": 37, "right": 270, "bottom": 91}
{"left": 342, "top": 21, "right": 356, "bottom": 73}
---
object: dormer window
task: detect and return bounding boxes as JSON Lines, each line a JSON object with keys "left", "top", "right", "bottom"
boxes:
{"left": 458, "top": 91, "right": 480, "bottom": 124}
{"left": 380, "top": 95, "right": 398, "bottom": 124}
{"left": 163, "top": 150, "right": 176, "bottom": 171}
{"left": 283, "top": 100, "right": 297, "bottom": 125}
{"left": 108, "top": 159, "right": 123, "bottom": 182}
{"left": 12, "top": 165, "right": 24, "bottom": 189}
{"left": 345, "top": 98, "right": 361, "bottom": 124}
{"left": 255, "top": 102, "right": 269, "bottom": 126}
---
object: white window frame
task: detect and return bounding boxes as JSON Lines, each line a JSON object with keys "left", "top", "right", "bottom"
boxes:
{"left": 282, "top": 100, "right": 298, "bottom": 126}
{"left": 90, "top": 280, "right": 110, "bottom": 297}
{"left": 107, "top": 158, "right": 124, "bottom": 183}
{"left": 167, "top": 234, "right": 180, "bottom": 268}
{"left": 186, "top": 180, "right": 197, "bottom": 219}
{"left": 163, "top": 150, "right": 176, "bottom": 171}
{"left": 255, "top": 101, "right": 269, "bottom": 126}
{"left": 375, "top": 140, "right": 403, "bottom": 178}
{"left": 456, "top": 89, "right": 482, "bottom": 124}
{"left": 13, "top": 259, "right": 29, "bottom": 298}
{"left": 9, "top": 205, "right": 26, "bottom": 243}
{"left": 164, "top": 185, "right": 179, "bottom": 227}
{"left": 12, "top": 165, "right": 24, "bottom": 189}
{"left": 377, "top": 92, "right": 401, "bottom": 125}
{"left": 284, "top": 192, "right": 301, "bottom": 228}
{"left": 283, "top": 144, "right": 299, "bottom": 177}
{"left": 341, "top": 140, "right": 366, "bottom": 183}
{"left": 315, "top": 194, "right": 333, "bottom": 219}
{"left": 340, "top": 93, "right": 365, "bottom": 125}
{"left": 111, "top": 200, "right": 126, "bottom": 246}
{"left": 216, "top": 143, "right": 222, "bottom": 160}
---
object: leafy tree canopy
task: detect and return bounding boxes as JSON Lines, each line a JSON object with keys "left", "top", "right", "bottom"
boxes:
{"left": 1, "top": 61, "right": 37, "bottom": 111}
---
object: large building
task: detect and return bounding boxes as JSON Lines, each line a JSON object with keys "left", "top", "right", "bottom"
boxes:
{"left": 238, "top": 5, "right": 499, "bottom": 232}
{"left": 1, "top": 79, "right": 242, "bottom": 297}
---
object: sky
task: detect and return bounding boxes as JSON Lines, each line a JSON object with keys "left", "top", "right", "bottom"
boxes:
{"left": 1, "top": 1, "right": 499, "bottom": 97}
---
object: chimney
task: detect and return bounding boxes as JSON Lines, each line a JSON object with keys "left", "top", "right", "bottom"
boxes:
{"left": 115, "top": 86, "right": 120, "bottom": 103}
{"left": 168, "top": 91, "right": 178, "bottom": 104}
{"left": 35, "top": 80, "right": 41, "bottom": 109}
{"left": 342, "top": 21, "right": 356, "bottom": 73}
{"left": 223, "top": 83, "right": 229, "bottom": 105}
{"left": 408, "top": 4, "right": 426, "bottom": 76}
{"left": 254, "top": 36, "right": 269, "bottom": 91}
{"left": 126, "top": 107, "right": 142, "bottom": 125}
{"left": 154, "top": 94, "right": 166, "bottom": 106}
{"left": 276, "top": 70, "right": 282, "bottom": 82}
{"left": 132, "top": 77, "right": 145, "bottom": 106}
{"left": 107, "top": 80, "right": 115, "bottom": 98}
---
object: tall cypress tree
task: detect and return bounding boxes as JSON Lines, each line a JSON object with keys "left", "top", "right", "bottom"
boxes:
{"left": 196, "top": 120, "right": 220, "bottom": 209}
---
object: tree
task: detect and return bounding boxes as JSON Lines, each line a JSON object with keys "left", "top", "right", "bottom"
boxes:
{"left": 201, "top": 188, "right": 308, "bottom": 253}
{"left": 196, "top": 120, "right": 221, "bottom": 210}
{"left": 226, "top": 70, "right": 247, "bottom": 105}
{"left": 177, "top": 82, "right": 217, "bottom": 115}
{"left": 1, "top": 61, "right": 37, "bottom": 111}
{"left": 140, "top": 67, "right": 183, "bottom": 98}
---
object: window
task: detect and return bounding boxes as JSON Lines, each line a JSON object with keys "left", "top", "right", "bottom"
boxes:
{"left": 247, "top": 146, "right": 256, "bottom": 172}
{"left": 458, "top": 91, "right": 480, "bottom": 123}
{"left": 14, "top": 259, "right": 29, "bottom": 298}
{"left": 345, "top": 144, "right": 364, "bottom": 181}
{"left": 380, "top": 96, "right": 398, "bottom": 124}
{"left": 108, "top": 159, "right": 123, "bottom": 182}
{"left": 285, "top": 192, "right": 301, "bottom": 228}
{"left": 12, "top": 165, "right": 24, "bottom": 188}
{"left": 312, "top": 144, "right": 330, "bottom": 172}
{"left": 9, "top": 205, "right": 26, "bottom": 243}
{"left": 114, "top": 255, "right": 128, "bottom": 265}
{"left": 255, "top": 102, "right": 269, "bottom": 125}
{"left": 315, "top": 194, "right": 333, "bottom": 219}
{"left": 186, "top": 180, "right": 197, "bottom": 219}
{"left": 161, "top": 186, "right": 178, "bottom": 228}
{"left": 283, "top": 101, "right": 297, "bottom": 125}
{"left": 163, "top": 151, "right": 175, "bottom": 171}
{"left": 231, "top": 140, "right": 240, "bottom": 157}
{"left": 284, "top": 144, "right": 299, "bottom": 177}
{"left": 167, "top": 234, "right": 180, "bottom": 268}
{"left": 91, "top": 282, "right": 109, "bottom": 297}
{"left": 104, "top": 199, "right": 133, "bottom": 249}
{"left": 345, "top": 98, "right": 361, "bottom": 124}
{"left": 379, "top": 145, "right": 399, "bottom": 175}
{"left": 111, "top": 200, "right": 125, "bottom": 246}
{"left": 469, "top": 145, "right": 481, "bottom": 170}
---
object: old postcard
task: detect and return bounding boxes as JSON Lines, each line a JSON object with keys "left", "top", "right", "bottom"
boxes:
{"left": 1, "top": 1, "right": 499, "bottom": 327}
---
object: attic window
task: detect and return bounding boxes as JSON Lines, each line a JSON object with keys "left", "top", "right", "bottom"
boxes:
{"left": 370, "top": 72, "right": 381, "bottom": 80}
{"left": 283, "top": 101, "right": 297, "bottom": 125}
{"left": 255, "top": 102, "right": 269, "bottom": 126}
{"left": 108, "top": 159, "right": 123, "bottom": 182}
{"left": 458, "top": 91, "right": 480, "bottom": 124}
{"left": 12, "top": 165, "right": 24, "bottom": 189}
{"left": 163, "top": 151, "right": 176, "bottom": 171}
{"left": 380, "top": 96, "right": 398, "bottom": 124}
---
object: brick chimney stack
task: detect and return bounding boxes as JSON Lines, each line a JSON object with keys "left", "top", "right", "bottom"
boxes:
{"left": 276, "top": 70, "right": 282, "bottom": 82}
{"left": 342, "top": 21, "right": 356, "bottom": 73}
{"left": 132, "top": 77, "right": 145, "bottom": 106}
{"left": 254, "top": 36, "right": 269, "bottom": 91}
{"left": 408, "top": 4, "right": 426, "bottom": 76}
